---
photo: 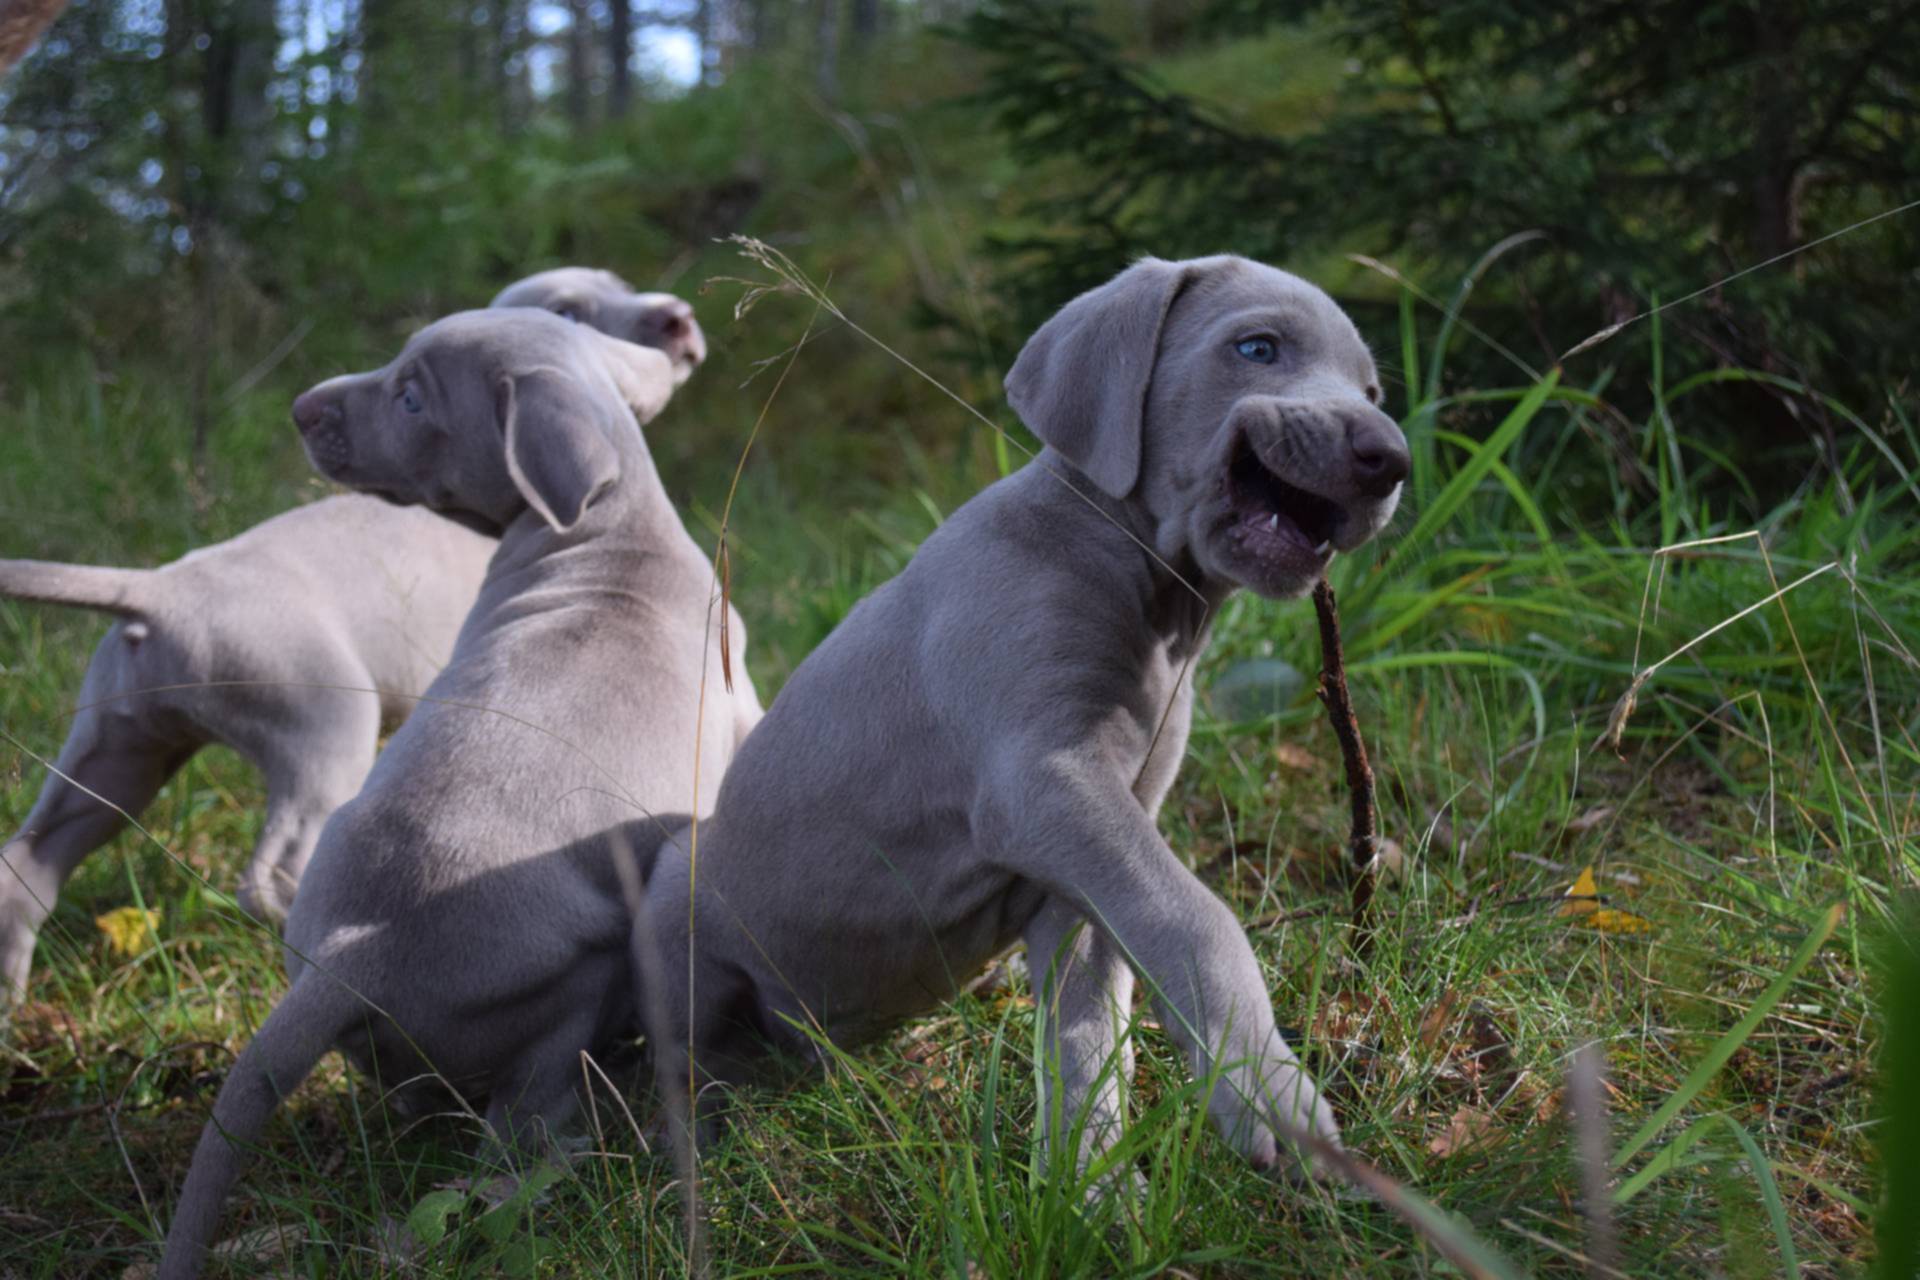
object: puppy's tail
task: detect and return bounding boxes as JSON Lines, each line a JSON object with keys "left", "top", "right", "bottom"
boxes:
{"left": 0, "top": 558, "right": 152, "bottom": 617}
{"left": 157, "top": 972, "right": 356, "bottom": 1280}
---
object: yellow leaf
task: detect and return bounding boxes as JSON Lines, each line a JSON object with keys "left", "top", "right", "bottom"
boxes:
{"left": 1558, "top": 866, "right": 1652, "bottom": 933}
{"left": 95, "top": 906, "right": 161, "bottom": 958}
{"left": 1587, "top": 907, "right": 1654, "bottom": 935}
{"left": 1558, "top": 865, "right": 1601, "bottom": 917}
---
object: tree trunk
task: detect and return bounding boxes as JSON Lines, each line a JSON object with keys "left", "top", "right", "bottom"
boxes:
{"left": 815, "top": 0, "right": 839, "bottom": 99}
{"left": 850, "top": 0, "right": 879, "bottom": 44}
{"left": 609, "top": 0, "right": 632, "bottom": 116}
{"left": 1750, "top": 5, "right": 1801, "bottom": 259}
{"left": 0, "top": 0, "right": 73, "bottom": 76}
{"left": 566, "top": 0, "right": 592, "bottom": 131}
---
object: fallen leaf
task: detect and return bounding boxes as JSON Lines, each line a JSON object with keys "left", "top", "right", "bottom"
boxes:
{"left": 1375, "top": 836, "right": 1407, "bottom": 882}
{"left": 1557, "top": 866, "right": 1602, "bottom": 917}
{"left": 1563, "top": 806, "right": 1614, "bottom": 836}
{"left": 1313, "top": 990, "right": 1386, "bottom": 1043}
{"left": 1557, "top": 866, "right": 1652, "bottom": 933}
{"left": 94, "top": 906, "right": 161, "bottom": 958}
{"left": 212, "top": 1222, "right": 305, "bottom": 1261}
{"left": 1428, "top": 1105, "right": 1500, "bottom": 1158}
{"left": 1417, "top": 988, "right": 1460, "bottom": 1050}
{"left": 1588, "top": 907, "right": 1653, "bottom": 934}
{"left": 1273, "top": 742, "right": 1318, "bottom": 771}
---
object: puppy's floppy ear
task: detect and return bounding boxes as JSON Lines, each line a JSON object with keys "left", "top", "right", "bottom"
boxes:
{"left": 588, "top": 332, "right": 679, "bottom": 423}
{"left": 1004, "top": 257, "right": 1192, "bottom": 500}
{"left": 494, "top": 368, "right": 622, "bottom": 533}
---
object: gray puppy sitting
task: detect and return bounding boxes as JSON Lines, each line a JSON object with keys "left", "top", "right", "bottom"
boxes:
{"left": 637, "top": 255, "right": 1408, "bottom": 1186}
{"left": 0, "top": 268, "right": 702, "bottom": 1002}
{"left": 157, "top": 309, "right": 759, "bottom": 1278}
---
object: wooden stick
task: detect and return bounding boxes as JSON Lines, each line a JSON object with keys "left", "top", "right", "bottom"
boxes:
{"left": 1311, "top": 577, "right": 1380, "bottom": 948}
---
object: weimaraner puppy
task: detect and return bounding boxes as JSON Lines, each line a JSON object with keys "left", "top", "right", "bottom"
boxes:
{"left": 491, "top": 266, "right": 708, "bottom": 376}
{"left": 158, "top": 309, "right": 759, "bottom": 1278}
{"left": 0, "top": 271, "right": 704, "bottom": 1002}
{"left": 637, "top": 255, "right": 1408, "bottom": 1186}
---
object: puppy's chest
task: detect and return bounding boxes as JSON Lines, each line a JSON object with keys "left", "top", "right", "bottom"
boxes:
{"left": 1117, "top": 640, "right": 1198, "bottom": 810}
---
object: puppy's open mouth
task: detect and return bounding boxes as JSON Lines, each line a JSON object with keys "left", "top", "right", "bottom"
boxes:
{"left": 1226, "top": 434, "right": 1341, "bottom": 563}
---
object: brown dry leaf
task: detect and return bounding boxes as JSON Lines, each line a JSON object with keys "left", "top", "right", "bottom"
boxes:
{"left": 1428, "top": 1105, "right": 1501, "bottom": 1158}
{"left": 212, "top": 1222, "right": 306, "bottom": 1261}
{"left": 1417, "top": 988, "right": 1460, "bottom": 1050}
{"left": 1563, "top": 806, "right": 1615, "bottom": 836}
{"left": 1274, "top": 742, "right": 1318, "bottom": 771}
{"left": 1312, "top": 990, "right": 1385, "bottom": 1043}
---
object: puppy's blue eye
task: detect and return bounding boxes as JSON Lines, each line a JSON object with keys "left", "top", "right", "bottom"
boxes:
{"left": 400, "top": 386, "right": 423, "bottom": 414}
{"left": 1235, "top": 337, "right": 1278, "bottom": 364}
{"left": 554, "top": 305, "right": 580, "bottom": 323}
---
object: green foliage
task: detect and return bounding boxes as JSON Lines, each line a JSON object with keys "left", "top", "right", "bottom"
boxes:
{"left": 957, "top": 0, "right": 1920, "bottom": 489}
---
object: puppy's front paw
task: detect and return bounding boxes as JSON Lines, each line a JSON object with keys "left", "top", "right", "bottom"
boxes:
{"left": 1210, "top": 1057, "right": 1343, "bottom": 1180}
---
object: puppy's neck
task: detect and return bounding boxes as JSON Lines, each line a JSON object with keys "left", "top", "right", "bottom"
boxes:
{"left": 493, "top": 431, "right": 703, "bottom": 580}
{"left": 1024, "top": 453, "right": 1228, "bottom": 655}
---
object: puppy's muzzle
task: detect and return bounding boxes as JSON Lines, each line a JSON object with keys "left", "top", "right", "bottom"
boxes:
{"left": 1346, "top": 410, "right": 1410, "bottom": 499}
{"left": 641, "top": 301, "right": 707, "bottom": 375}
{"left": 292, "top": 389, "right": 351, "bottom": 474}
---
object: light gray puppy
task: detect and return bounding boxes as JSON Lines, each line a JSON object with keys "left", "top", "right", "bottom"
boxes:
{"left": 0, "top": 271, "right": 703, "bottom": 1002}
{"left": 492, "top": 266, "right": 707, "bottom": 378}
{"left": 158, "top": 309, "right": 759, "bottom": 1278}
{"left": 638, "top": 255, "right": 1408, "bottom": 1185}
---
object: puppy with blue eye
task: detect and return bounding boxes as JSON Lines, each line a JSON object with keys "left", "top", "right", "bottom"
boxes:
{"left": 635, "top": 255, "right": 1409, "bottom": 1193}
{"left": 157, "top": 309, "right": 761, "bottom": 1278}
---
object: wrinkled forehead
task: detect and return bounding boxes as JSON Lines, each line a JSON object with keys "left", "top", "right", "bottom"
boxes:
{"left": 1174, "top": 259, "right": 1376, "bottom": 383}
{"left": 406, "top": 308, "right": 595, "bottom": 376}
{"left": 493, "top": 267, "right": 634, "bottom": 308}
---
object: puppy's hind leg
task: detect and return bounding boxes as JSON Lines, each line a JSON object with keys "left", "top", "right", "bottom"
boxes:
{"left": 1, "top": 647, "right": 196, "bottom": 1000}
{"left": 232, "top": 691, "right": 381, "bottom": 923}
{"left": 1025, "top": 896, "right": 1140, "bottom": 1199}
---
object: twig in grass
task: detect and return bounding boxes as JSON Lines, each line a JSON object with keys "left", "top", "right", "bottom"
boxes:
{"left": 1311, "top": 578, "right": 1380, "bottom": 948}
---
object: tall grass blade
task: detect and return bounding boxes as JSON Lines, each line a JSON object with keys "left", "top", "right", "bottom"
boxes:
{"left": 1715, "top": 1115, "right": 1800, "bottom": 1280}
{"left": 1612, "top": 903, "right": 1845, "bottom": 1170}
{"left": 1346, "top": 369, "right": 1562, "bottom": 619}
{"left": 1872, "top": 908, "right": 1920, "bottom": 1280}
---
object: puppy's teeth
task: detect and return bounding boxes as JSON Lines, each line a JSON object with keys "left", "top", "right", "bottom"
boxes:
{"left": 1314, "top": 540, "right": 1332, "bottom": 556}
{"left": 1266, "top": 514, "right": 1281, "bottom": 532}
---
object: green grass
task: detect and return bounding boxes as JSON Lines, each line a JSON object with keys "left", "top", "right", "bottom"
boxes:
{"left": 1, "top": 266, "right": 1915, "bottom": 1277}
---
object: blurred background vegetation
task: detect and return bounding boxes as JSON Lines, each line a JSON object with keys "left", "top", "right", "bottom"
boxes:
{"left": 3, "top": 0, "right": 1916, "bottom": 546}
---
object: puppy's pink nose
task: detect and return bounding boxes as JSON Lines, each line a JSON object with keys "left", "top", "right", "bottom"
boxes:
{"left": 658, "top": 299, "right": 694, "bottom": 337}
{"left": 656, "top": 302, "right": 707, "bottom": 367}
{"left": 291, "top": 388, "right": 338, "bottom": 435}
{"left": 1347, "top": 411, "right": 1410, "bottom": 498}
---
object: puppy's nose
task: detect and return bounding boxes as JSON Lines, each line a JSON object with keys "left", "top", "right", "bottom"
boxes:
{"left": 1347, "top": 410, "right": 1410, "bottom": 498}
{"left": 291, "top": 388, "right": 339, "bottom": 435}
{"left": 654, "top": 301, "right": 707, "bottom": 367}
{"left": 656, "top": 298, "right": 694, "bottom": 337}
